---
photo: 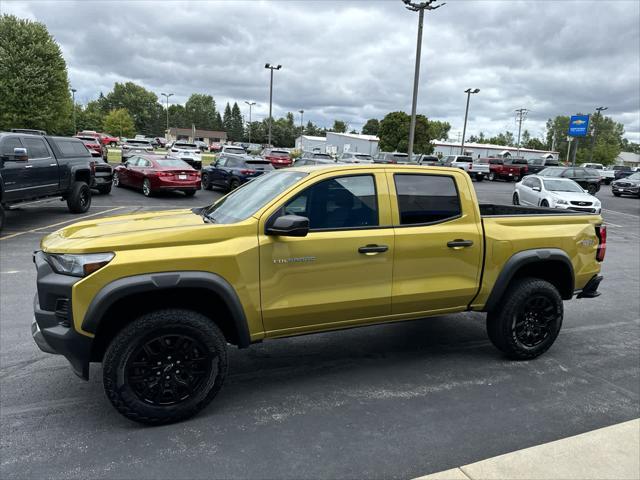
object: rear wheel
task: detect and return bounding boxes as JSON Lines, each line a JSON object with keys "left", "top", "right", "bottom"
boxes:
{"left": 587, "top": 184, "right": 598, "bottom": 195}
{"left": 67, "top": 181, "right": 91, "bottom": 213}
{"left": 540, "top": 199, "right": 549, "bottom": 207}
{"left": 97, "top": 184, "right": 112, "bottom": 195}
{"left": 475, "top": 174, "right": 484, "bottom": 182}
{"left": 613, "top": 192, "right": 621, "bottom": 197}
{"left": 513, "top": 175, "right": 520, "bottom": 182}
{"left": 512, "top": 192, "right": 520, "bottom": 205}
{"left": 229, "top": 178, "right": 241, "bottom": 191}
{"left": 184, "top": 190, "right": 196, "bottom": 197}
{"left": 113, "top": 172, "right": 121, "bottom": 188}
{"left": 102, "top": 309, "right": 228, "bottom": 425}
{"left": 486, "top": 277, "right": 563, "bottom": 359}
{"left": 488, "top": 172, "right": 496, "bottom": 181}
{"left": 142, "top": 178, "right": 153, "bottom": 197}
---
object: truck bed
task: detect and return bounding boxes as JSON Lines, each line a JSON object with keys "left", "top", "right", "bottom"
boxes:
{"left": 479, "top": 203, "right": 592, "bottom": 216}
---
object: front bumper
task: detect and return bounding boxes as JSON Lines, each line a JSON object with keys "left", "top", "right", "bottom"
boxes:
{"left": 612, "top": 186, "right": 639, "bottom": 195}
{"left": 32, "top": 252, "right": 93, "bottom": 379}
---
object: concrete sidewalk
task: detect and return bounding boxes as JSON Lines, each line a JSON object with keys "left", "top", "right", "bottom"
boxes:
{"left": 417, "top": 419, "right": 640, "bottom": 480}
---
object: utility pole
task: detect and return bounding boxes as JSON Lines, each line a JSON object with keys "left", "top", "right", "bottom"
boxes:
{"left": 244, "top": 101, "right": 256, "bottom": 143}
{"left": 161, "top": 93, "right": 174, "bottom": 136}
{"left": 70, "top": 88, "right": 77, "bottom": 134}
{"left": 264, "top": 63, "right": 282, "bottom": 146}
{"left": 460, "top": 88, "right": 480, "bottom": 154}
{"left": 589, "top": 106, "right": 608, "bottom": 162}
{"left": 515, "top": 108, "right": 529, "bottom": 157}
{"left": 402, "top": 0, "right": 445, "bottom": 160}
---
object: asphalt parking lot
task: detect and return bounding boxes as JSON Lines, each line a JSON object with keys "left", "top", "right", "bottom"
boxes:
{"left": 1, "top": 176, "right": 639, "bottom": 479}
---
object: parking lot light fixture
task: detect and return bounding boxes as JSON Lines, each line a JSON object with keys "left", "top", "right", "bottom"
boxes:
{"left": 245, "top": 101, "right": 256, "bottom": 143}
{"left": 70, "top": 88, "right": 77, "bottom": 134}
{"left": 161, "top": 93, "right": 174, "bottom": 136}
{"left": 265, "top": 63, "right": 282, "bottom": 146}
{"left": 402, "top": 0, "right": 446, "bottom": 160}
{"left": 299, "top": 109, "right": 304, "bottom": 146}
{"left": 460, "top": 88, "right": 480, "bottom": 155}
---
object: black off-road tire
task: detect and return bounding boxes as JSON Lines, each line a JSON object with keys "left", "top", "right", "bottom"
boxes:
{"left": 67, "top": 181, "right": 91, "bottom": 213}
{"left": 103, "top": 309, "right": 228, "bottom": 425}
{"left": 486, "top": 277, "right": 563, "bottom": 360}
{"left": 97, "top": 184, "right": 112, "bottom": 195}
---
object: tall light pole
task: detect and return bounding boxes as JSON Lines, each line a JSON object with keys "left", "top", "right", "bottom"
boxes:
{"left": 161, "top": 92, "right": 173, "bottom": 136}
{"left": 70, "top": 88, "right": 77, "bottom": 134}
{"left": 589, "top": 106, "right": 608, "bottom": 162}
{"left": 298, "top": 109, "right": 304, "bottom": 147}
{"left": 515, "top": 108, "right": 529, "bottom": 157}
{"left": 402, "top": 0, "right": 445, "bottom": 159}
{"left": 460, "top": 88, "right": 480, "bottom": 155}
{"left": 244, "top": 101, "right": 256, "bottom": 143}
{"left": 264, "top": 63, "right": 282, "bottom": 146}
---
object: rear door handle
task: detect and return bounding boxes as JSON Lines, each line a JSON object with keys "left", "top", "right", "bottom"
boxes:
{"left": 447, "top": 239, "right": 474, "bottom": 248}
{"left": 358, "top": 244, "right": 389, "bottom": 254}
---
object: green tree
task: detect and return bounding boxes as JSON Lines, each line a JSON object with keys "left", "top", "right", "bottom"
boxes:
{"left": 103, "top": 82, "right": 160, "bottom": 135}
{"left": 0, "top": 15, "right": 72, "bottom": 134}
{"left": 76, "top": 100, "right": 104, "bottom": 132}
{"left": 331, "top": 120, "right": 347, "bottom": 133}
{"left": 378, "top": 111, "right": 433, "bottom": 154}
{"left": 362, "top": 118, "right": 380, "bottom": 136}
{"left": 229, "top": 102, "right": 244, "bottom": 141}
{"left": 103, "top": 108, "right": 135, "bottom": 138}
{"left": 168, "top": 104, "right": 188, "bottom": 129}
{"left": 428, "top": 120, "right": 451, "bottom": 141}
{"left": 304, "top": 120, "right": 324, "bottom": 137}
{"left": 525, "top": 137, "right": 547, "bottom": 151}
{"left": 222, "top": 103, "right": 232, "bottom": 134}
{"left": 185, "top": 94, "right": 217, "bottom": 130}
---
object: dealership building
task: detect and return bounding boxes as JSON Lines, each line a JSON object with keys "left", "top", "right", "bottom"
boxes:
{"left": 296, "top": 132, "right": 380, "bottom": 155}
{"left": 166, "top": 127, "right": 227, "bottom": 144}
{"left": 433, "top": 141, "right": 559, "bottom": 161}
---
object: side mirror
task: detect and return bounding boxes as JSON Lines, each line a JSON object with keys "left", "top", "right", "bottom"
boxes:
{"left": 14, "top": 147, "right": 28, "bottom": 161}
{"left": 532, "top": 186, "right": 541, "bottom": 192}
{"left": 266, "top": 215, "right": 309, "bottom": 237}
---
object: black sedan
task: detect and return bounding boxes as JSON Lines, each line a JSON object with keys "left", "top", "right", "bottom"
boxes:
{"left": 611, "top": 172, "right": 640, "bottom": 197}
{"left": 537, "top": 166, "right": 602, "bottom": 194}
{"left": 201, "top": 155, "right": 273, "bottom": 191}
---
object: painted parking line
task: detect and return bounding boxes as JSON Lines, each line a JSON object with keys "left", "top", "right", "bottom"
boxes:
{"left": 0, "top": 207, "right": 125, "bottom": 241}
{"left": 602, "top": 208, "right": 640, "bottom": 219}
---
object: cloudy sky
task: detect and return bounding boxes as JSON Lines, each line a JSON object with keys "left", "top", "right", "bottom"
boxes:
{"left": 4, "top": 0, "right": 640, "bottom": 142}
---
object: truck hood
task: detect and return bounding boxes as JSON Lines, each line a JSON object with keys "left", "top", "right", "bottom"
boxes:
{"left": 41, "top": 209, "right": 214, "bottom": 253}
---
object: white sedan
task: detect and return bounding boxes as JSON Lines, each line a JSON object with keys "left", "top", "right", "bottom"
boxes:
{"left": 513, "top": 175, "right": 601, "bottom": 214}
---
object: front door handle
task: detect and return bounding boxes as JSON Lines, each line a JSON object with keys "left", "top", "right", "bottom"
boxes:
{"left": 447, "top": 239, "right": 474, "bottom": 248}
{"left": 358, "top": 244, "right": 389, "bottom": 255}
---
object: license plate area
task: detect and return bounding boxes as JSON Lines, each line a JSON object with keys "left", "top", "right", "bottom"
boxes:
{"left": 178, "top": 174, "right": 187, "bottom": 180}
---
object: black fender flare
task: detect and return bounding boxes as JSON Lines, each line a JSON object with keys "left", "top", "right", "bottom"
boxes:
{"left": 483, "top": 248, "right": 574, "bottom": 312}
{"left": 81, "top": 271, "right": 251, "bottom": 348}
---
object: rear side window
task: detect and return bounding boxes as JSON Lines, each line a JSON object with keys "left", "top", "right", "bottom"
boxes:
{"left": 55, "top": 139, "right": 91, "bottom": 157}
{"left": 22, "top": 137, "right": 50, "bottom": 158}
{"left": 281, "top": 175, "right": 378, "bottom": 230}
{"left": 394, "top": 174, "right": 461, "bottom": 225}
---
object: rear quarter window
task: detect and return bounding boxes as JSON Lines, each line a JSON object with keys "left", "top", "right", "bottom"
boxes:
{"left": 394, "top": 174, "right": 461, "bottom": 225}
{"left": 54, "top": 139, "right": 91, "bottom": 157}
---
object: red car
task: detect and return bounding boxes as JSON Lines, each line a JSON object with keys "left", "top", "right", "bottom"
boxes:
{"left": 77, "top": 130, "right": 119, "bottom": 147}
{"left": 74, "top": 135, "right": 107, "bottom": 160}
{"left": 113, "top": 154, "right": 201, "bottom": 197}
{"left": 262, "top": 148, "right": 293, "bottom": 168}
{"left": 479, "top": 157, "right": 528, "bottom": 182}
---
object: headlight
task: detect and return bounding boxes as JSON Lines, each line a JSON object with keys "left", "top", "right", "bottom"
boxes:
{"left": 45, "top": 252, "right": 114, "bottom": 277}
{"left": 593, "top": 199, "right": 601, "bottom": 206}
{"left": 556, "top": 199, "right": 568, "bottom": 205}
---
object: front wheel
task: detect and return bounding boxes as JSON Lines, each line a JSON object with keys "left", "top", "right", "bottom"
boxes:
{"left": 486, "top": 277, "right": 563, "bottom": 360}
{"left": 184, "top": 190, "right": 196, "bottom": 197}
{"left": 103, "top": 309, "right": 228, "bottom": 425}
{"left": 229, "top": 178, "right": 241, "bottom": 191}
{"left": 540, "top": 199, "right": 549, "bottom": 207}
{"left": 512, "top": 192, "right": 520, "bottom": 205}
{"left": 67, "top": 181, "right": 91, "bottom": 213}
{"left": 513, "top": 175, "right": 520, "bottom": 182}
{"left": 488, "top": 172, "right": 496, "bottom": 181}
{"left": 97, "top": 184, "right": 112, "bottom": 195}
{"left": 202, "top": 173, "right": 212, "bottom": 190}
{"left": 613, "top": 192, "right": 621, "bottom": 197}
{"left": 475, "top": 174, "right": 484, "bottom": 182}
{"left": 113, "top": 172, "right": 121, "bottom": 188}
{"left": 587, "top": 184, "right": 598, "bottom": 195}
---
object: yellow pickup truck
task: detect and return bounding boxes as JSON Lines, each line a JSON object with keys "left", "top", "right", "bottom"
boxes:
{"left": 32, "top": 165, "right": 606, "bottom": 424}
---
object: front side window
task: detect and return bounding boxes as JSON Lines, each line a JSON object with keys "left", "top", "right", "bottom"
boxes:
{"left": 22, "top": 137, "right": 50, "bottom": 158}
{"left": 280, "top": 175, "right": 378, "bottom": 230}
{"left": 394, "top": 174, "right": 461, "bottom": 225}
{"left": 0, "top": 137, "right": 24, "bottom": 160}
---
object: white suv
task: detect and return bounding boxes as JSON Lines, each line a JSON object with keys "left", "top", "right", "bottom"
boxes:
{"left": 443, "top": 155, "right": 488, "bottom": 182}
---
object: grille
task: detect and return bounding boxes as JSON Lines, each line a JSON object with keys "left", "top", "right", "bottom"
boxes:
{"left": 570, "top": 201, "right": 592, "bottom": 206}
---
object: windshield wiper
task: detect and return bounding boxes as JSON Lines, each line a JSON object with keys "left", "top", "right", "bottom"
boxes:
{"left": 192, "top": 207, "right": 217, "bottom": 223}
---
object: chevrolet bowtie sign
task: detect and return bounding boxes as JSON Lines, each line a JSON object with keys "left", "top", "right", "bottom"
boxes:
{"left": 568, "top": 115, "right": 590, "bottom": 137}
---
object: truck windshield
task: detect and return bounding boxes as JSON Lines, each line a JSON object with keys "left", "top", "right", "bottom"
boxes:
{"left": 202, "top": 171, "right": 307, "bottom": 224}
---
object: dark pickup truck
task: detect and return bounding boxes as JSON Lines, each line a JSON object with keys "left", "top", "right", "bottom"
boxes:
{"left": 0, "top": 132, "right": 95, "bottom": 231}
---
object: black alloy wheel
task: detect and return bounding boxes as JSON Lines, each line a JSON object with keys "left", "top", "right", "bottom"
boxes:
{"left": 514, "top": 295, "right": 557, "bottom": 348}
{"left": 125, "top": 334, "right": 213, "bottom": 406}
